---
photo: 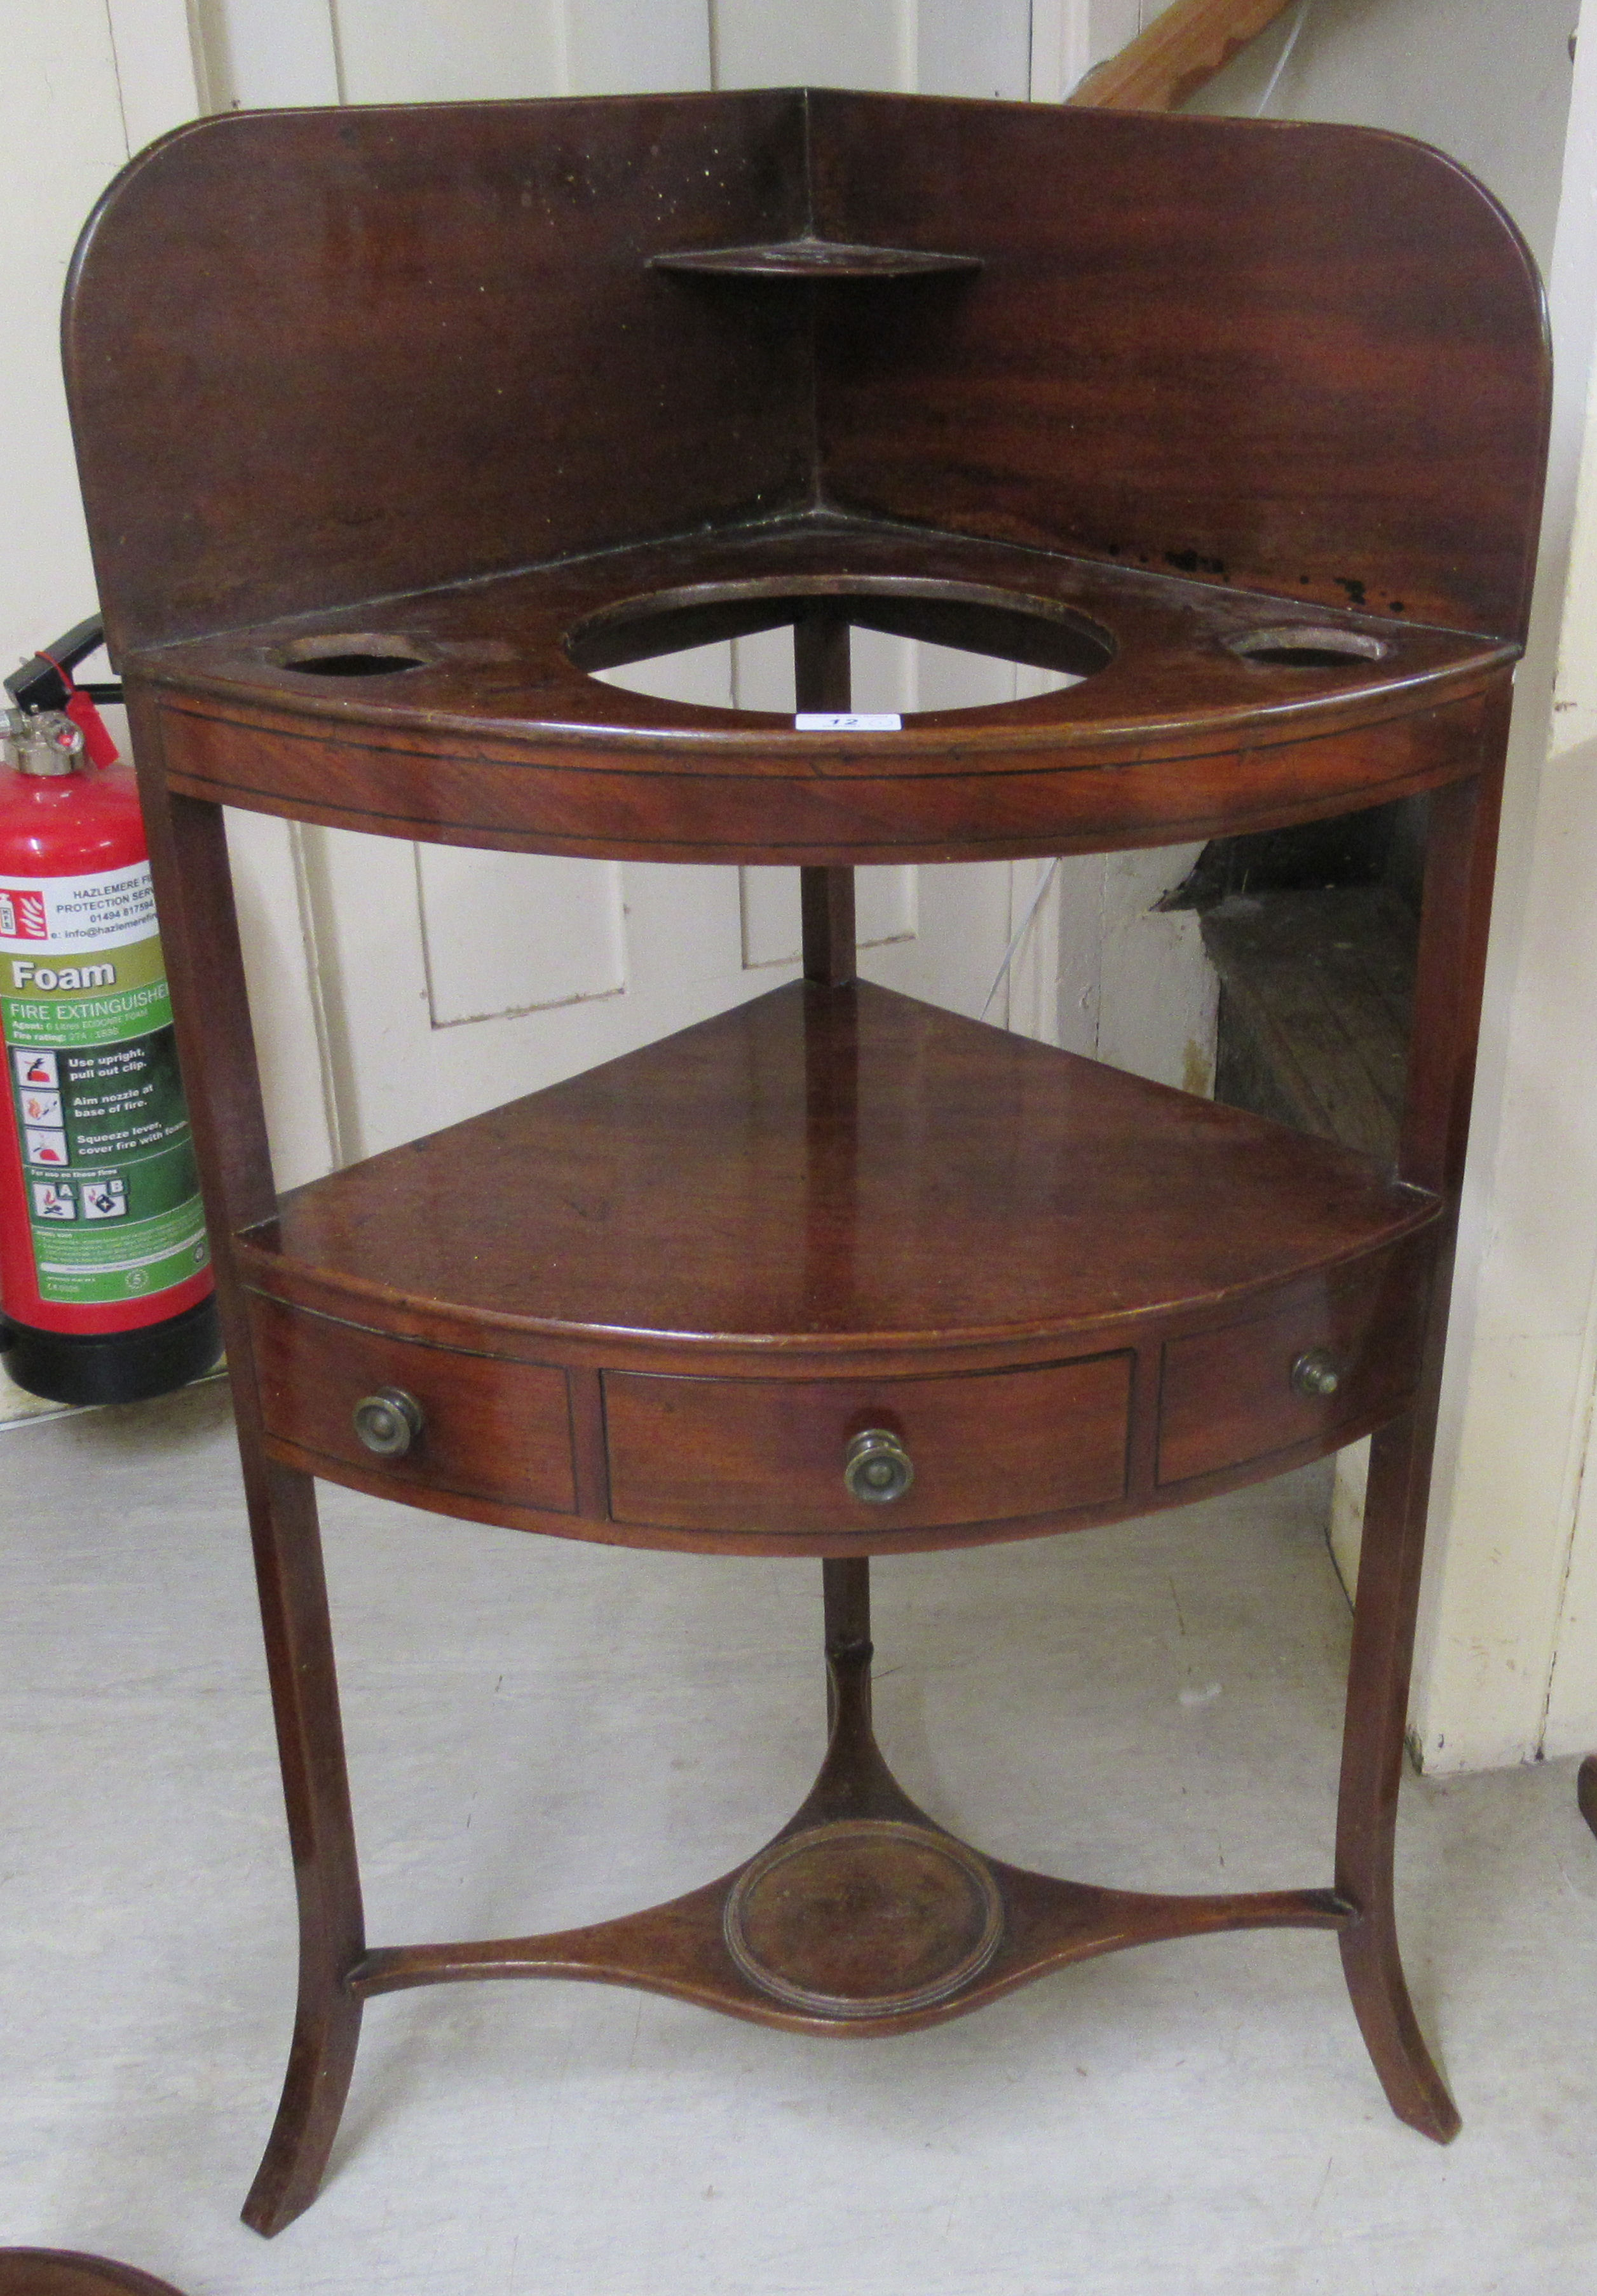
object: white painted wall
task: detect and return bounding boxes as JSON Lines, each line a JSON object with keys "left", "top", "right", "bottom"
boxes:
{"left": 0, "top": 3, "right": 344, "bottom": 1238}
{"left": 0, "top": 0, "right": 194, "bottom": 672}
{"left": 1416, "top": 10, "right": 1597, "bottom": 1769}
{"left": 1199, "top": 0, "right": 1597, "bottom": 1769}
{"left": 0, "top": 0, "right": 225, "bottom": 1423}
{"left": 1194, "top": 0, "right": 1577, "bottom": 273}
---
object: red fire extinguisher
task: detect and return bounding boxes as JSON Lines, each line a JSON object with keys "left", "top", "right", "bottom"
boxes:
{"left": 0, "top": 618, "right": 218, "bottom": 1405}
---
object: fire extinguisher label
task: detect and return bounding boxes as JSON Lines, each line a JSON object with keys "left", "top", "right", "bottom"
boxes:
{"left": 1, "top": 861, "right": 209, "bottom": 1306}
{"left": 0, "top": 860, "right": 156, "bottom": 947}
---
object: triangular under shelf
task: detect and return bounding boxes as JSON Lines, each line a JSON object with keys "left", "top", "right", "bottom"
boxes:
{"left": 240, "top": 981, "right": 1435, "bottom": 1357}
{"left": 649, "top": 235, "right": 981, "bottom": 279}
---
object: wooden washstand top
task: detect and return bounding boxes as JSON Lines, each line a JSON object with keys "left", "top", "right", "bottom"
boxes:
{"left": 65, "top": 90, "right": 1548, "bottom": 863}
{"left": 133, "top": 518, "right": 1512, "bottom": 863}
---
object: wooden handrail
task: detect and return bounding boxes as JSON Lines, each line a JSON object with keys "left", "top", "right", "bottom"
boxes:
{"left": 1068, "top": 0, "right": 1296, "bottom": 112}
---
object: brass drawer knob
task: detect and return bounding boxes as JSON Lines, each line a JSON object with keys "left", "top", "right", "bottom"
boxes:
{"left": 353, "top": 1386, "right": 425, "bottom": 1457}
{"left": 1291, "top": 1348, "right": 1342, "bottom": 1400}
{"left": 844, "top": 1428, "right": 914, "bottom": 1504}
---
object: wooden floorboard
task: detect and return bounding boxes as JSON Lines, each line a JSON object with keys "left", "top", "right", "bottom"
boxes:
{"left": 1200, "top": 886, "right": 1417, "bottom": 1163}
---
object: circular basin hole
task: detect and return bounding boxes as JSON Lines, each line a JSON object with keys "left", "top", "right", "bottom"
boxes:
{"left": 1229, "top": 626, "right": 1388, "bottom": 670}
{"left": 569, "top": 576, "right": 1114, "bottom": 715}
{"left": 275, "top": 635, "right": 432, "bottom": 678}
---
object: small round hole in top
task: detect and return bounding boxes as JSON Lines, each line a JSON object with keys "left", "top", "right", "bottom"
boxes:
{"left": 1228, "top": 626, "right": 1388, "bottom": 670}
{"left": 276, "top": 635, "right": 432, "bottom": 677}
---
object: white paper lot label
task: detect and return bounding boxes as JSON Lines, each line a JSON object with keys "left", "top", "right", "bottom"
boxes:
{"left": 793, "top": 713, "right": 902, "bottom": 731}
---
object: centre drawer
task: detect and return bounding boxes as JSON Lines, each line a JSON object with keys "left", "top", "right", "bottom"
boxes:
{"left": 602, "top": 1354, "right": 1133, "bottom": 1537}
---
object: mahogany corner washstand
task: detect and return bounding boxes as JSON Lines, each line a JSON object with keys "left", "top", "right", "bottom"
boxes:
{"left": 62, "top": 91, "right": 1549, "bottom": 2233}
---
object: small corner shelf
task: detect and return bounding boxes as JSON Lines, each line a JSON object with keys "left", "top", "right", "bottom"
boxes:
{"left": 63, "top": 86, "right": 1550, "bottom": 2238}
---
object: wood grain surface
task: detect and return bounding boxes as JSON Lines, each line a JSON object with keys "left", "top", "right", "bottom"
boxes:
{"left": 233, "top": 978, "right": 1437, "bottom": 1556}
{"left": 250, "top": 1293, "right": 577, "bottom": 1516}
{"left": 62, "top": 91, "right": 1549, "bottom": 2227}
{"left": 68, "top": 90, "right": 1543, "bottom": 858}
{"left": 603, "top": 1354, "right": 1134, "bottom": 1535}
{"left": 0, "top": 2260, "right": 189, "bottom": 2296}
{"left": 238, "top": 981, "right": 1438, "bottom": 1360}
{"left": 67, "top": 91, "right": 1547, "bottom": 668}
{"left": 1156, "top": 1239, "right": 1431, "bottom": 1487}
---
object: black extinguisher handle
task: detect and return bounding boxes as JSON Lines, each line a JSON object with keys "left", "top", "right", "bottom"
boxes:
{"left": 5, "top": 614, "right": 124, "bottom": 715}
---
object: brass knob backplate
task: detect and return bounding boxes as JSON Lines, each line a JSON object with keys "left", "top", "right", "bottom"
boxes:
{"left": 1291, "top": 1347, "right": 1342, "bottom": 1400}
{"left": 353, "top": 1386, "right": 425, "bottom": 1457}
{"left": 843, "top": 1428, "right": 914, "bottom": 1504}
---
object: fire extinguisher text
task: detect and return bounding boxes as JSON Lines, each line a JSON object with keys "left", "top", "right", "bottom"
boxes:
{"left": 10, "top": 961, "right": 117, "bottom": 991}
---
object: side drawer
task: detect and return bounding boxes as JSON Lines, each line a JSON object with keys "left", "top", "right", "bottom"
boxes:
{"left": 248, "top": 1293, "right": 576, "bottom": 1515}
{"left": 604, "top": 1355, "right": 1132, "bottom": 1536}
{"left": 1156, "top": 1246, "right": 1432, "bottom": 1488}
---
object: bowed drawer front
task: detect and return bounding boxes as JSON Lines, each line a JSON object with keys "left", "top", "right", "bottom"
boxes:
{"left": 602, "top": 1356, "right": 1135, "bottom": 1537}
{"left": 248, "top": 1293, "right": 578, "bottom": 1516}
{"left": 1156, "top": 1246, "right": 1433, "bottom": 1490}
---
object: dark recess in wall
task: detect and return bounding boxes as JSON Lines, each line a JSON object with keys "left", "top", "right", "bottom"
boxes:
{"left": 1164, "top": 801, "right": 1424, "bottom": 1163}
